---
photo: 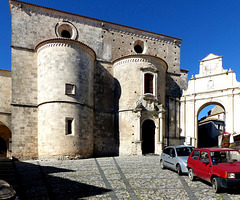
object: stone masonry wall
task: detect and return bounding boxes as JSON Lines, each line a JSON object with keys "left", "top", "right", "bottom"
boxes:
{"left": 11, "top": 48, "right": 38, "bottom": 159}
{"left": 0, "top": 70, "right": 11, "bottom": 128}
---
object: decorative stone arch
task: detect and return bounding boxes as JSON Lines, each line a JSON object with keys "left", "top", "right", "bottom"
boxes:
{"left": 196, "top": 101, "right": 225, "bottom": 147}
{"left": 135, "top": 106, "right": 165, "bottom": 155}
{"left": 0, "top": 121, "right": 12, "bottom": 158}
{"left": 181, "top": 54, "right": 240, "bottom": 147}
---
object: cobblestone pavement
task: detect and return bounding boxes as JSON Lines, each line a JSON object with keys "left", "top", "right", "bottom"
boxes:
{"left": 14, "top": 155, "right": 240, "bottom": 200}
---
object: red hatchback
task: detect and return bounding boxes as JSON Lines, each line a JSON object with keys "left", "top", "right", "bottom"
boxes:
{"left": 187, "top": 147, "right": 240, "bottom": 193}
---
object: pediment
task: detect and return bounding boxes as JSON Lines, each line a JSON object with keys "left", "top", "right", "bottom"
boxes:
{"left": 197, "top": 53, "right": 225, "bottom": 77}
{"left": 201, "top": 53, "right": 222, "bottom": 62}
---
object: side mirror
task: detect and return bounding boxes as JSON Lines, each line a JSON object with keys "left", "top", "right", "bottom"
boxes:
{"left": 170, "top": 153, "right": 175, "bottom": 157}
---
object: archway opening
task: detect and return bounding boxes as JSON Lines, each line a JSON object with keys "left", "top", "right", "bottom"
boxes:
{"left": 0, "top": 137, "right": 7, "bottom": 157}
{"left": 0, "top": 123, "right": 12, "bottom": 158}
{"left": 142, "top": 120, "right": 155, "bottom": 154}
{"left": 198, "top": 104, "right": 225, "bottom": 148}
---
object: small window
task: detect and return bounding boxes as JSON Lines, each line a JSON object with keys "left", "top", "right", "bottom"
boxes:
{"left": 163, "top": 148, "right": 170, "bottom": 155}
{"left": 61, "top": 30, "right": 71, "bottom": 38}
{"left": 169, "top": 148, "right": 176, "bottom": 157}
{"left": 191, "top": 150, "right": 200, "bottom": 160}
{"left": 200, "top": 151, "right": 209, "bottom": 162}
{"left": 134, "top": 45, "right": 143, "bottom": 53}
{"left": 144, "top": 74, "right": 153, "bottom": 94}
{"left": 66, "top": 118, "right": 74, "bottom": 135}
{"left": 55, "top": 21, "right": 78, "bottom": 40}
{"left": 65, "top": 83, "right": 75, "bottom": 95}
{"left": 133, "top": 40, "right": 144, "bottom": 53}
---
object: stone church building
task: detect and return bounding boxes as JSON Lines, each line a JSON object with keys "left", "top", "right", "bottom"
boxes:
{"left": 1, "top": 1, "right": 240, "bottom": 160}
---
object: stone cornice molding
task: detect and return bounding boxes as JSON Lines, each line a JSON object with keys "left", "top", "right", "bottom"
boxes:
{"left": 140, "top": 63, "right": 159, "bottom": 73}
{"left": 35, "top": 38, "right": 96, "bottom": 59}
{"left": 10, "top": 0, "right": 182, "bottom": 47}
{"left": 181, "top": 88, "right": 240, "bottom": 101}
{"left": 113, "top": 57, "right": 150, "bottom": 67}
{"left": 11, "top": 103, "right": 38, "bottom": 108}
{"left": 38, "top": 100, "right": 94, "bottom": 110}
{"left": 192, "top": 70, "right": 233, "bottom": 80}
{"left": 113, "top": 55, "right": 168, "bottom": 70}
{"left": 0, "top": 112, "right": 11, "bottom": 116}
{"left": 0, "top": 69, "right": 11, "bottom": 76}
{"left": 167, "top": 72, "right": 181, "bottom": 77}
{"left": 106, "top": 27, "right": 181, "bottom": 46}
{"left": 10, "top": 45, "right": 35, "bottom": 52}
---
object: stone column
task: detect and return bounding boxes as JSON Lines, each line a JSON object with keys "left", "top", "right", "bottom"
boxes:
{"left": 157, "top": 105, "right": 165, "bottom": 154}
{"left": 135, "top": 112, "right": 142, "bottom": 155}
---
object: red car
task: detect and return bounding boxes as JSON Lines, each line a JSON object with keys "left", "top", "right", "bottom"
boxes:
{"left": 187, "top": 147, "right": 240, "bottom": 193}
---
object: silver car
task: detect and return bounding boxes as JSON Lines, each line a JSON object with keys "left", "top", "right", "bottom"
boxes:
{"left": 160, "top": 146, "right": 195, "bottom": 175}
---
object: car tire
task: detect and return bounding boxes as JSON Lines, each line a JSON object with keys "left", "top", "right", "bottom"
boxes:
{"left": 188, "top": 168, "right": 195, "bottom": 181}
{"left": 160, "top": 159, "right": 165, "bottom": 169}
{"left": 212, "top": 177, "right": 221, "bottom": 193}
{"left": 176, "top": 164, "right": 182, "bottom": 175}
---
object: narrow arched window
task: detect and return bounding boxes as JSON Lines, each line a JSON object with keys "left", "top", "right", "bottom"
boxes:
{"left": 144, "top": 73, "right": 153, "bottom": 94}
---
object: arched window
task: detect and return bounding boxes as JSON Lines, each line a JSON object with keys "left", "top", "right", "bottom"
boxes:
{"left": 144, "top": 73, "right": 153, "bottom": 94}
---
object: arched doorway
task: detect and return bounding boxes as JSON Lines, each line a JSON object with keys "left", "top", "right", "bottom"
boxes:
{"left": 0, "top": 137, "right": 7, "bottom": 157}
{"left": 197, "top": 103, "right": 225, "bottom": 147}
{"left": 142, "top": 120, "right": 155, "bottom": 154}
{"left": 0, "top": 123, "right": 12, "bottom": 158}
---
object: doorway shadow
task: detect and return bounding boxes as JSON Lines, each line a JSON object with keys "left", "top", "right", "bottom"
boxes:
{"left": 14, "top": 160, "right": 112, "bottom": 200}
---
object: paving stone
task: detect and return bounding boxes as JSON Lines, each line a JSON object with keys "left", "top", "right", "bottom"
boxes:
{"left": 12, "top": 156, "right": 240, "bottom": 199}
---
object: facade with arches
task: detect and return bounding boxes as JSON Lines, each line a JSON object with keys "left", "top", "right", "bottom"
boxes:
{"left": 0, "top": 0, "right": 188, "bottom": 160}
{"left": 181, "top": 54, "right": 240, "bottom": 147}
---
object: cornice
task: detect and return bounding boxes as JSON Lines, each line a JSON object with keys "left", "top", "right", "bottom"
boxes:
{"left": 113, "top": 57, "right": 152, "bottom": 67}
{"left": 10, "top": 0, "right": 182, "bottom": 46}
{"left": 35, "top": 38, "right": 96, "bottom": 59}
{"left": 113, "top": 55, "right": 168, "bottom": 70}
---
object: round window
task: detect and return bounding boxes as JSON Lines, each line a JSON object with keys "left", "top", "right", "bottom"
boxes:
{"left": 134, "top": 40, "right": 144, "bottom": 53}
{"left": 56, "top": 22, "right": 78, "bottom": 40}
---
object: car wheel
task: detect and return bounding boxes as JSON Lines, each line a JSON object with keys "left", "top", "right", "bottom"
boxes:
{"left": 212, "top": 177, "right": 221, "bottom": 193}
{"left": 160, "top": 159, "right": 165, "bottom": 169}
{"left": 188, "top": 168, "right": 195, "bottom": 181}
{"left": 176, "top": 164, "right": 182, "bottom": 175}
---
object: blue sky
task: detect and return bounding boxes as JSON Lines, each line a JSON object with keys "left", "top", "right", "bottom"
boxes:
{"left": 2, "top": 0, "right": 240, "bottom": 117}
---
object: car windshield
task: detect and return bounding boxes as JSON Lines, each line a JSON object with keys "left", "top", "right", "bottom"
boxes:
{"left": 176, "top": 147, "right": 194, "bottom": 157}
{"left": 210, "top": 150, "right": 240, "bottom": 164}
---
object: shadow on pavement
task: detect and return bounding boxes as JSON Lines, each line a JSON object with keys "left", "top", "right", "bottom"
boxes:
{"left": 14, "top": 160, "right": 111, "bottom": 200}
{"left": 193, "top": 178, "right": 240, "bottom": 195}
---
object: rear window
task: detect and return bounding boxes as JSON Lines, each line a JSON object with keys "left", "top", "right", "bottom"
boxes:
{"left": 191, "top": 150, "right": 200, "bottom": 160}
{"left": 176, "top": 147, "right": 194, "bottom": 156}
{"left": 210, "top": 150, "right": 240, "bottom": 164}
